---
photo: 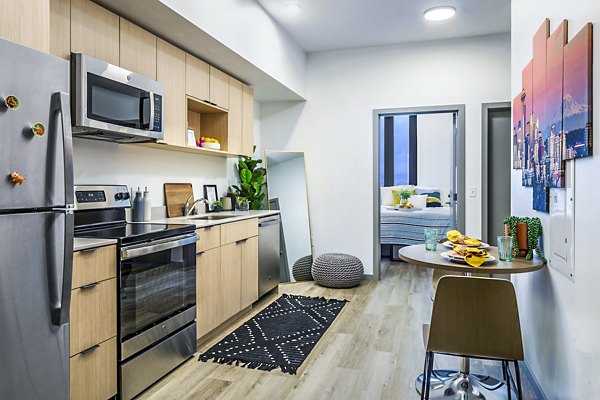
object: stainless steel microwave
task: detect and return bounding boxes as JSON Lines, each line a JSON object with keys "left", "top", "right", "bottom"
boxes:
{"left": 71, "top": 53, "right": 164, "bottom": 143}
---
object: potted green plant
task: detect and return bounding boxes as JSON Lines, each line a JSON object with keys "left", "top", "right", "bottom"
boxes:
{"left": 395, "top": 189, "right": 413, "bottom": 208}
{"left": 231, "top": 146, "right": 266, "bottom": 210}
{"left": 236, "top": 197, "right": 249, "bottom": 212}
{"left": 212, "top": 200, "right": 223, "bottom": 212}
{"left": 503, "top": 216, "right": 545, "bottom": 261}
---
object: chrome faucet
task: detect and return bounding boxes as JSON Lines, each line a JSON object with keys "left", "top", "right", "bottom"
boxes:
{"left": 184, "top": 195, "right": 208, "bottom": 216}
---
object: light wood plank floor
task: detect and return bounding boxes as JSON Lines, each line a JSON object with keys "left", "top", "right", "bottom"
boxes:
{"left": 141, "top": 262, "right": 541, "bottom": 400}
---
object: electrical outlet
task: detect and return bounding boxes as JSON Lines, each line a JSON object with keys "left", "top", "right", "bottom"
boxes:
{"left": 469, "top": 186, "right": 477, "bottom": 198}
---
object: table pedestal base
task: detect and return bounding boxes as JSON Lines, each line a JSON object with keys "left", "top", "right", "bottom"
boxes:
{"left": 415, "top": 370, "right": 516, "bottom": 399}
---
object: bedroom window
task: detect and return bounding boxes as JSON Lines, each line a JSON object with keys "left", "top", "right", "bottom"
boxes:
{"left": 380, "top": 115, "right": 417, "bottom": 186}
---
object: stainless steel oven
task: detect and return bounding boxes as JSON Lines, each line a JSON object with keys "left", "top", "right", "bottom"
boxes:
{"left": 71, "top": 53, "right": 164, "bottom": 143}
{"left": 119, "top": 233, "right": 197, "bottom": 400}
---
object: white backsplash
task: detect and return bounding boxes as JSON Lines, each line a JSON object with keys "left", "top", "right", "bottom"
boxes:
{"left": 73, "top": 138, "right": 239, "bottom": 207}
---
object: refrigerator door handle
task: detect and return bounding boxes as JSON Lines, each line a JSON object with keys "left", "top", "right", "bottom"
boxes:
{"left": 51, "top": 92, "right": 74, "bottom": 209}
{"left": 49, "top": 211, "right": 74, "bottom": 326}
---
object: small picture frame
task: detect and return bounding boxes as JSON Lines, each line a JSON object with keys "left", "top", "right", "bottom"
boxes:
{"left": 203, "top": 184, "right": 218, "bottom": 212}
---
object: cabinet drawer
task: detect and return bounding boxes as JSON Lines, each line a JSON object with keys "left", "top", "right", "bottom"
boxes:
{"left": 72, "top": 245, "right": 116, "bottom": 289}
{"left": 70, "top": 278, "right": 117, "bottom": 356}
{"left": 196, "top": 225, "right": 221, "bottom": 253}
{"left": 70, "top": 337, "right": 117, "bottom": 400}
{"left": 220, "top": 218, "right": 258, "bottom": 245}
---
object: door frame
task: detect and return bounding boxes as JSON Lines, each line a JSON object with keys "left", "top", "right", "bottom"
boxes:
{"left": 372, "top": 104, "right": 466, "bottom": 280}
{"left": 481, "top": 102, "right": 511, "bottom": 243}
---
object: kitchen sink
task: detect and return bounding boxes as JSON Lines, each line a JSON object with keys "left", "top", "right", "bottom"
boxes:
{"left": 187, "top": 215, "right": 234, "bottom": 221}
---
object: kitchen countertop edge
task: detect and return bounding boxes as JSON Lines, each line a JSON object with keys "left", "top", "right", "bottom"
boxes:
{"left": 150, "top": 210, "right": 281, "bottom": 228}
{"left": 73, "top": 237, "right": 118, "bottom": 252}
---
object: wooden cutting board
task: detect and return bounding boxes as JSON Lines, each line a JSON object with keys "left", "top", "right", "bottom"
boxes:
{"left": 164, "top": 183, "right": 193, "bottom": 217}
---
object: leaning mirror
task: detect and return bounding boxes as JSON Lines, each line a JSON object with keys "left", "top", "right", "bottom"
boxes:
{"left": 265, "top": 151, "right": 312, "bottom": 282}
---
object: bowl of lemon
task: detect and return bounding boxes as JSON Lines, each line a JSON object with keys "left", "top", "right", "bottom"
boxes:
{"left": 200, "top": 137, "right": 221, "bottom": 150}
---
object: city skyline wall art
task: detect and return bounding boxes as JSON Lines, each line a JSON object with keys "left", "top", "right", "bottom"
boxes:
{"left": 513, "top": 18, "right": 593, "bottom": 213}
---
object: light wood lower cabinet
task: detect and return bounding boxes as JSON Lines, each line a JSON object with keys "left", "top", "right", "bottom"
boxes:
{"left": 241, "top": 236, "right": 259, "bottom": 308}
{"left": 220, "top": 242, "right": 242, "bottom": 320}
{"left": 70, "top": 245, "right": 117, "bottom": 400}
{"left": 196, "top": 219, "right": 260, "bottom": 340}
{"left": 196, "top": 248, "right": 222, "bottom": 338}
{"left": 70, "top": 337, "right": 117, "bottom": 400}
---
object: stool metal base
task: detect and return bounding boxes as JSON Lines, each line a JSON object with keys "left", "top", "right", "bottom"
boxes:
{"left": 416, "top": 370, "right": 517, "bottom": 399}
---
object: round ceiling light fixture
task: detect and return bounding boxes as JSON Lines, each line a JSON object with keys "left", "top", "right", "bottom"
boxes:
{"left": 423, "top": 6, "right": 456, "bottom": 21}
{"left": 284, "top": 1, "right": 302, "bottom": 15}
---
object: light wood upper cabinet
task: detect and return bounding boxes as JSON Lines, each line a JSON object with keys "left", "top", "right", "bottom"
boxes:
{"left": 241, "top": 236, "right": 259, "bottom": 308}
{"left": 209, "top": 66, "right": 230, "bottom": 109}
{"left": 0, "top": 0, "right": 50, "bottom": 53}
{"left": 157, "top": 38, "right": 186, "bottom": 147}
{"left": 186, "top": 53, "right": 210, "bottom": 102}
{"left": 71, "top": 0, "right": 119, "bottom": 65}
{"left": 49, "top": 0, "right": 70, "bottom": 59}
{"left": 119, "top": 18, "right": 156, "bottom": 79}
{"left": 228, "top": 78, "right": 243, "bottom": 155}
{"left": 242, "top": 84, "right": 255, "bottom": 156}
{"left": 220, "top": 242, "right": 242, "bottom": 321}
{"left": 196, "top": 248, "right": 222, "bottom": 339}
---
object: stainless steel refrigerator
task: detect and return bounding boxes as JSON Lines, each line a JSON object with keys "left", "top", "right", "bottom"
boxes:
{"left": 0, "top": 38, "right": 74, "bottom": 399}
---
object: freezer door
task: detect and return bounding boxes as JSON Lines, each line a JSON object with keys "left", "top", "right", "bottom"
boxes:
{"left": 0, "top": 38, "right": 71, "bottom": 210}
{"left": 0, "top": 211, "right": 73, "bottom": 400}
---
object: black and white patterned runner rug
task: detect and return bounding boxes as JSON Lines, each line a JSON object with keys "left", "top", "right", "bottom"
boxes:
{"left": 199, "top": 293, "right": 348, "bottom": 374}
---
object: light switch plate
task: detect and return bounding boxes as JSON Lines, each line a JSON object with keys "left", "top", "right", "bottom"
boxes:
{"left": 548, "top": 160, "right": 575, "bottom": 281}
{"left": 469, "top": 186, "right": 477, "bottom": 198}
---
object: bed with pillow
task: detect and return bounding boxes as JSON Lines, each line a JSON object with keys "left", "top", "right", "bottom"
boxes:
{"left": 380, "top": 185, "right": 454, "bottom": 259}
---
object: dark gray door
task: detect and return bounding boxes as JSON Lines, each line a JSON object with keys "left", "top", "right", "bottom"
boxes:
{"left": 487, "top": 109, "right": 512, "bottom": 245}
{"left": 0, "top": 211, "right": 72, "bottom": 399}
{"left": 0, "top": 38, "right": 69, "bottom": 210}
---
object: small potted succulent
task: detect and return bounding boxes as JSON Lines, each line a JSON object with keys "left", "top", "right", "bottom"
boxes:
{"left": 236, "top": 196, "right": 249, "bottom": 212}
{"left": 212, "top": 200, "right": 223, "bottom": 212}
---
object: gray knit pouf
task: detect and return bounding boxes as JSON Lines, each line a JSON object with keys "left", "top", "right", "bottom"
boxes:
{"left": 292, "top": 255, "right": 314, "bottom": 281}
{"left": 312, "top": 253, "right": 364, "bottom": 288}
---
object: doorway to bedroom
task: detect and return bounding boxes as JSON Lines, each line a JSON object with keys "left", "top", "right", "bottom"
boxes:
{"left": 372, "top": 105, "right": 466, "bottom": 279}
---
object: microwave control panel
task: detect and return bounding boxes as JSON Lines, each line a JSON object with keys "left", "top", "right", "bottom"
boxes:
{"left": 151, "top": 94, "right": 162, "bottom": 132}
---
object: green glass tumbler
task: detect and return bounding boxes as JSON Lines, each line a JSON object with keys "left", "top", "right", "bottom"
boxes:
{"left": 497, "top": 236, "right": 514, "bottom": 261}
{"left": 424, "top": 228, "right": 439, "bottom": 251}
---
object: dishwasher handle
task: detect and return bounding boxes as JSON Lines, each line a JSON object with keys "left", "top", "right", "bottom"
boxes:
{"left": 259, "top": 217, "right": 279, "bottom": 227}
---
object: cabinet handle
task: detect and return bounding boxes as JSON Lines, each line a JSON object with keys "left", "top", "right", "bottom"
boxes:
{"left": 80, "top": 344, "right": 100, "bottom": 355}
{"left": 80, "top": 281, "right": 101, "bottom": 290}
{"left": 79, "top": 247, "right": 98, "bottom": 254}
{"left": 236, "top": 238, "right": 248, "bottom": 245}
{"left": 197, "top": 250, "right": 205, "bottom": 255}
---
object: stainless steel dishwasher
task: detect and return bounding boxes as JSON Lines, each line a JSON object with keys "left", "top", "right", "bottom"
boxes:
{"left": 258, "top": 215, "right": 281, "bottom": 297}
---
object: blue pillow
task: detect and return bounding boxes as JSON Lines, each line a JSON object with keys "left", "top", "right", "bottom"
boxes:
{"left": 416, "top": 189, "right": 442, "bottom": 207}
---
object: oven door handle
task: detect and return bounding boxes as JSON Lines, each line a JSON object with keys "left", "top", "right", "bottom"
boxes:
{"left": 120, "top": 234, "right": 197, "bottom": 260}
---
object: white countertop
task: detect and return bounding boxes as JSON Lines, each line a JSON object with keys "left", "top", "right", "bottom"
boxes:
{"left": 73, "top": 237, "right": 118, "bottom": 252}
{"left": 150, "top": 210, "right": 280, "bottom": 228}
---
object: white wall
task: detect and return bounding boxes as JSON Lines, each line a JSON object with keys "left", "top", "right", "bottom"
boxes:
{"left": 73, "top": 100, "right": 262, "bottom": 209}
{"left": 159, "top": 0, "right": 307, "bottom": 98}
{"left": 266, "top": 155, "right": 312, "bottom": 277}
{"left": 417, "top": 113, "right": 453, "bottom": 192}
{"left": 261, "top": 34, "right": 510, "bottom": 274}
{"left": 511, "top": 2, "right": 600, "bottom": 399}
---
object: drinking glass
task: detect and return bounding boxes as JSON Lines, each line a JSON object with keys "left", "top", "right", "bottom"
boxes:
{"left": 497, "top": 236, "right": 514, "bottom": 261}
{"left": 424, "top": 228, "right": 439, "bottom": 251}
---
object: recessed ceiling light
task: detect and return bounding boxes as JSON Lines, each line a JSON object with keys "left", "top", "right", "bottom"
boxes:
{"left": 284, "top": 2, "right": 302, "bottom": 15}
{"left": 423, "top": 6, "right": 456, "bottom": 21}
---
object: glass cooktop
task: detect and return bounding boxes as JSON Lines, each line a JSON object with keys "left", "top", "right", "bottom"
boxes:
{"left": 75, "top": 222, "right": 195, "bottom": 246}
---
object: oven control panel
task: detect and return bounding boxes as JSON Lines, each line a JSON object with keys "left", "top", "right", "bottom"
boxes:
{"left": 74, "top": 185, "right": 131, "bottom": 210}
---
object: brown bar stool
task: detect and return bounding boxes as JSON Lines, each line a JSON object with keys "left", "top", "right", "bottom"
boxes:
{"left": 421, "top": 275, "right": 524, "bottom": 400}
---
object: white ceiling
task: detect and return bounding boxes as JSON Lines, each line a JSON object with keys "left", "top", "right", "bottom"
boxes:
{"left": 256, "top": 0, "right": 511, "bottom": 52}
